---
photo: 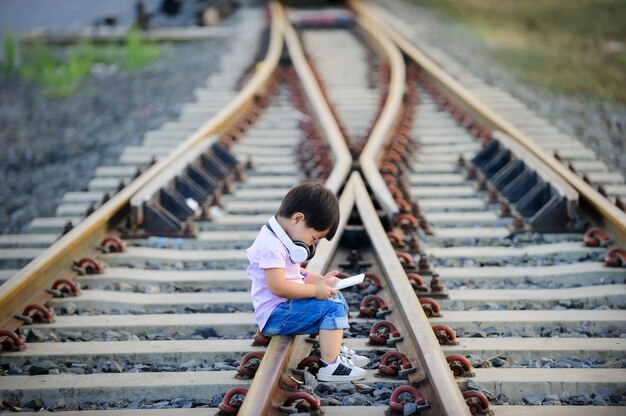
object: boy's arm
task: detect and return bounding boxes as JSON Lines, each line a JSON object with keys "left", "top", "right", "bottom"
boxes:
{"left": 303, "top": 269, "right": 340, "bottom": 286}
{"left": 265, "top": 268, "right": 335, "bottom": 300}
{"left": 302, "top": 269, "right": 323, "bottom": 284}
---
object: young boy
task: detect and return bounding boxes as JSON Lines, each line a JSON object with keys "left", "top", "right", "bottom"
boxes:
{"left": 246, "top": 181, "right": 368, "bottom": 382}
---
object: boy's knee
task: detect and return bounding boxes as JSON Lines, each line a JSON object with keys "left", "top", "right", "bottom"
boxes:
{"left": 320, "top": 315, "right": 349, "bottom": 330}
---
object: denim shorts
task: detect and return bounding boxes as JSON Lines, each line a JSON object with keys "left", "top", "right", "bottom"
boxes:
{"left": 261, "top": 292, "right": 349, "bottom": 336}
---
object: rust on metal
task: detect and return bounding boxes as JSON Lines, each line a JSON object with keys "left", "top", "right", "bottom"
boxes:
{"left": 22, "top": 304, "right": 55, "bottom": 324}
{"left": 236, "top": 352, "right": 264, "bottom": 379}
{"left": 51, "top": 278, "right": 81, "bottom": 296}
{"left": 280, "top": 392, "right": 321, "bottom": 415}
{"left": 359, "top": 295, "right": 391, "bottom": 318}
{"left": 378, "top": 351, "right": 415, "bottom": 378}
{"left": 583, "top": 227, "right": 611, "bottom": 247}
{"left": 430, "top": 273, "right": 445, "bottom": 294}
{"left": 369, "top": 320, "right": 403, "bottom": 346}
{"left": 419, "top": 297, "right": 442, "bottom": 318}
{"left": 605, "top": 246, "right": 626, "bottom": 267}
{"left": 463, "top": 390, "right": 491, "bottom": 415}
{"left": 407, "top": 272, "right": 428, "bottom": 292}
{"left": 72, "top": 257, "right": 104, "bottom": 275}
{"left": 296, "top": 355, "right": 321, "bottom": 375}
{"left": 100, "top": 235, "right": 127, "bottom": 253}
{"left": 432, "top": 324, "right": 458, "bottom": 346}
{"left": 0, "top": 329, "right": 26, "bottom": 352}
{"left": 252, "top": 330, "right": 271, "bottom": 346}
{"left": 446, "top": 354, "right": 474, "bottom": 378}
{"left": 218, "top": 387, "right": 248, "bottom": 415}
{"left": 388, "top": 385, "right": 428, "bottom": 413}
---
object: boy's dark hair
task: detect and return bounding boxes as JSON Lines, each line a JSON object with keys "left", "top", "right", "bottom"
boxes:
{"left": 276, "top": 181, "right": 340, "bottom": 240}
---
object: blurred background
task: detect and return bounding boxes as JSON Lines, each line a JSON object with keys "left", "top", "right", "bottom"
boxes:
{"left": 0, "top": 0, "right": 624, "bottom": 236}
{"left": 408, "top": 0, "right": 626, "bottom": 105}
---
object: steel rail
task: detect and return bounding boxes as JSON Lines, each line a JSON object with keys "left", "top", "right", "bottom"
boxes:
{"left": 354, "top": 10, "right": 405, "bottom": 221}
{"left": 0, "top": 1, "right": 286, "bottom": 328}
{"left": 237, "top": 10, "right": 355, "bottom": 415}
{"left": 353, "top": 0, "right": 626, "bottom": 246}
{"left": 282, "top": 14, "right": 352, "bottom": 194}
{"left": 352, "top": 172, "right": 470, "bottom": 415}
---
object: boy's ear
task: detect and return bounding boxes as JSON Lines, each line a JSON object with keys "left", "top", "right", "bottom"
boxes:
{"left": 291, "top": 212, "right": 305, "bottom": 224}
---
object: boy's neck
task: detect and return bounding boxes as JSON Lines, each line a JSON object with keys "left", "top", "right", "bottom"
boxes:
{"left": 275, "top": 216, "right": 291, "bottom": 236}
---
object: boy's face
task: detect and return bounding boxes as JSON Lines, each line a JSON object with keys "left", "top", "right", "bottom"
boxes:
{"left": 287, "top": 212, "right": 328, "bottom": 245}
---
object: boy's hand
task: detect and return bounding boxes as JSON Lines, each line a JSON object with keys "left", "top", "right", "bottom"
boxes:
{"left": 322, "top": 270, "right": 340, "bottom": 288}
{"left": 314, "top": 280, "right": 337, "bottom": 300}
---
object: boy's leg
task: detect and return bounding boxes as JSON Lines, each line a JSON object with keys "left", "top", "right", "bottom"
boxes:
{"left": 319, "top": 328, "right": 343, "bottom": 363}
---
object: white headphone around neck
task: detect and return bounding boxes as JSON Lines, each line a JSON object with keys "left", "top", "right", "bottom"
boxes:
{"left": 266, "top": 216, "right": 316, "bottom": 263}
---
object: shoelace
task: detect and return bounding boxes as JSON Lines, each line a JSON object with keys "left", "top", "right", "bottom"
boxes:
{"left": 340, "top": 345, "right": 357, "bottom": 355}
{"left": 337, "top": 351, "right": 355, "bottom": 367}
{"left": 339, "top": 345, "right": 359, "bottom": 361}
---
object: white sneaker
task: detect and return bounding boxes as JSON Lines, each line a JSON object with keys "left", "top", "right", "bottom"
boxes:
{"left": 339, "top": 345, "right": 370, "bottom": 367}
{"left": 316, "top": 355, "right": 367, "bottom": 382}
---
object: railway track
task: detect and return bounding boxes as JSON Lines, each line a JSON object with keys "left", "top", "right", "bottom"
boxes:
{"left": 1, "top": 1, "right": 625, "bottom": 415}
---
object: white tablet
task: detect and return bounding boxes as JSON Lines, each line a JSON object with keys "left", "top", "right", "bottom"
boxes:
{"left": 334, "top": 273, "right": 365, "bottom": 290}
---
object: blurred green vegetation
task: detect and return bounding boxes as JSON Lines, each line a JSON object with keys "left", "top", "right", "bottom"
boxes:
{"left": 410, "top": 0, "right": 626, "bottom": 105}
{"left": 2, "top": 27, "right": 161, "bottom": 96}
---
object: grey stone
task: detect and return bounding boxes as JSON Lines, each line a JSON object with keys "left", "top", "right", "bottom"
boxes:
{"left": 316, "top": 383, "right": 335, "bottom": 393}
{"left": 303, "top": 371, "right": 319, "bottom": 390}
{"left": 482, "top": 326, "right": 498, "bottom": 335}
{"left": 110, "top": 360, "right": 124, "bottom": 373}
{"left": 25, "top": 328, "right": 47, "bottom": 342}
{"left": 341, "top": 393, "right": 370, "bottom": 406}
{"left": 559, "top": 332, "right": 588, "bottom": 338}
{"left": 544, "top": 394, "right": 560, "bottom": 403}
{"left": 28, "top": 360, "right": 57, "bottom": 375}
{"left": 179, "top": 360, "right": 198, "bottom": 370}
{"left": 373, "top": 388, "right": 392, "bottom": 400}
{"left": 495, "top": 393, "right": 509, "bottom": 404}
{"left": 490, "top": 357, "right": 509, "bottom": 367}
{"left": 596, "top": 387, "right": 613, "bottom": 398}
{"left": 522, "top": 393, "right": 546, "bottom": 405}
{"left": 336, "top": 383, "right": 356, "bottom": 394}
{"left": 104, "top": 330, "right": 123, "bottom": 340}
{"left": 61, "top": 302, "right": 78, "bottom": 315}
{"left": 193, "top": 327, "right": 218, "bottom": 338}
{"left": 319, "top": 397, "right": 342, "bottom": 406}
{"left": 483, "top": 302, "right": 500, "bottom": 310}
{"left": 592, "top": 396, "right": 608, "bottom": 406}
{"left": 213, "top": 362, "right": 235, "bottom": 371}
{"left": 22, "top": 399, "right": 44, "bottom": 410}
{"left": 62, "top": 331, "right": 85, "bottom": 341}
{"left": 571, "top": 394, "right": 592, "bottom": 405}
{"left": 403, "top": 402, "right": 418, "bottom": 415}
{"left": 466, "top": 379, "right": 495, "bottom": 400}
{"left": 69, "top": 367, "right": 86, "bottom": 375}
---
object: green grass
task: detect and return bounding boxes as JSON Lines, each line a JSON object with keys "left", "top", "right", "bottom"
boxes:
{"left": 3, "top": 27, "right": 162, "bottom": 97}
{"left": 409, "top": 0, "right": 626, "bottom": 105}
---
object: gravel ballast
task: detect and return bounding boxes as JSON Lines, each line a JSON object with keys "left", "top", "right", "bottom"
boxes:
{"left": 0, "top": 32, "right": 230, "bottom": 235}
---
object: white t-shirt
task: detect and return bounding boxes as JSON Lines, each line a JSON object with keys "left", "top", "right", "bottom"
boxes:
{"left": 246, "top": 225, "right": 305, "bottom": 330}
